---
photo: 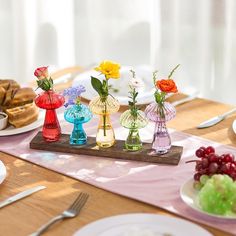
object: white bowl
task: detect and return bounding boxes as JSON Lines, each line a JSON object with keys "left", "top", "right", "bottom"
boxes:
{"left": 0, "top": 112, "right": 8, "bottom": 130}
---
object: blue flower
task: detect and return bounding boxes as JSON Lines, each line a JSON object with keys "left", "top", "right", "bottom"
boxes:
{"left": 63, "top": 85, "right": 86, "bottom": 107}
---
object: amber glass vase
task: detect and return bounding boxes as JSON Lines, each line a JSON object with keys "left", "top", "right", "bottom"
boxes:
{"left": 89, "top": 95, "right": 120, "bottom": 148}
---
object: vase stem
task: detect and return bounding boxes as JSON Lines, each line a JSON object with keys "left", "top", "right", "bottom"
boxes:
{"left": 152, "top": 120, "right": 171, "bottom": 154}
{"left": 96, "top": 114, "right": 115, "bottom": 148}
{"left": 125, "top": 128, "right": 142, "bottom": 151}
{"left": 70, "top": 122, "right": 87, "bottom": 145}
{"left": 42, "top": 109, "right": 61, "bottom": 142}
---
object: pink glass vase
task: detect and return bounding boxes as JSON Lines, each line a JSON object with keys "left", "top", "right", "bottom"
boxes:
{"left": 145, "top": 102, "right": 176, "bottom": 154}
{"left": 35, "top": 90, "right": 65, "bottom": 142}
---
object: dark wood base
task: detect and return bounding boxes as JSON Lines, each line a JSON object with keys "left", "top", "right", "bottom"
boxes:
{"left": 30, "top": 132, "right": 183, "bottom": 165}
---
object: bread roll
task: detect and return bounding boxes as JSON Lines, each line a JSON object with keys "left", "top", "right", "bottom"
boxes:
{"left": 0, "top": 87, "right": 5, "bottom": 106}
{"left": 6, "top": 102, "right": 39, "bottom": 128}
{"left": 0, "top": 79, "right": 39, "bottom": 128}
{"left": 2, "top": 88, "right": 16, "bottom": 107}
{"left": 0, "top": 79, "right": 20, "bottom": 90}
{"left": 2, "top": 87, "right": 36, "bottom": 108}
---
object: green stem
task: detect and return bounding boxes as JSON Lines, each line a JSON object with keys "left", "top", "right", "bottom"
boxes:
{"left": 133, "top": 88, "right": 137, "bottom": 122}
{"left": 103, "top": 79, "right": 109, "bottom": 136}
{"left": 103, "top": 102, "right": 107, "bottom": 136}
{"left": 168, "top": 64, "right": 180, "bottom": 79}
{"left": 48, "top": 90, "right": 53, "bottom": 110}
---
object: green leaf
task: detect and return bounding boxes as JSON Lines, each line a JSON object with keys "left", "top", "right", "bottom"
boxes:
{"left": 91, "top": 76, "right": 103, "bottom": 96}
{"left": 154, "top": 91, "right": 162, "bottom": 104}
{"left": 49, "top": 77, "right": 53, "bottom": 84}
{"left": 128, "top": 101, "right": 134, "bottom": 106}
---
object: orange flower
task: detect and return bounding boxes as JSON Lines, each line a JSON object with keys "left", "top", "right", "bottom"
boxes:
{"left": 156, "top": 79, "right": 178, "bottom": 93}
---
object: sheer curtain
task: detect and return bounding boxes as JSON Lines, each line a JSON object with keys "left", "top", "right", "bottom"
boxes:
{"left": 1, "top": 0, "right": 236, "bottom": 104}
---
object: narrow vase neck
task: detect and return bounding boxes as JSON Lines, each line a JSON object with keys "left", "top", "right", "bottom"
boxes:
{"left": 99, "top": 114, "right": 111, "bottom": 126}
{"left": 73, "top": 123, "right": 83, "bottom": 131}
{"left": 45, "top": 109, "right": 59, "bottom": 124}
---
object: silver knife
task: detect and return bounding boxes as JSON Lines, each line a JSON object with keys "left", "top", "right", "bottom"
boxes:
{"left": 197, "top": 107, "right": 236, "bottom": 128}
{"left": 0, "top": 185, "right": 46, "bottom": 209}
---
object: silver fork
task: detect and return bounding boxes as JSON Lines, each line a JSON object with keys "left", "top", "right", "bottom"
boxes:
{"left": 30, "top": 192, "right": 89, "bottom": 236}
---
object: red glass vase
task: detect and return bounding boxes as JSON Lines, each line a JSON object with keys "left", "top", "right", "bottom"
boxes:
{"left": 35, "top": 90, "right": 65, "bottom": 142}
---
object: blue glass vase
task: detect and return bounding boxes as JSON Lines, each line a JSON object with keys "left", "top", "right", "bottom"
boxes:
{"left": 64, "top": 104, "right": 92, "bottom": 145}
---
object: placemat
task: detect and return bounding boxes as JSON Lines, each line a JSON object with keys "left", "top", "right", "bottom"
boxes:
{"left": 0, "top": 113, "right": 235, "bottom": 235}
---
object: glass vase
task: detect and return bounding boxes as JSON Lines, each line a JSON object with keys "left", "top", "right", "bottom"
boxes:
{"left": 120, "top": 110, "right": 148, "bottom": 151}
{"left": 145, "top": 102, "right": 176, "bottom": 154}
{"left": 64, "top": 104, "right": 92, "bottom": 145}
{"left": 35, "top": 90, "right": 65, "bottom": 142}
{"left": 89, "top": 95, "right": 120, "bottom": 148}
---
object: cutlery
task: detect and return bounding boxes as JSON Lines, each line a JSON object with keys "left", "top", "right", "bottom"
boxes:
{"left": 0, "top": 185, "right": 46, "bottom": 209}
{"left": 30, "top": 192, "right": 89, "bottom": 236}
{"left": 171, "top": 93, "right": 198, "bottom": 107}
{"left": 197, "top": 107, "right": 236, "bottom": 129}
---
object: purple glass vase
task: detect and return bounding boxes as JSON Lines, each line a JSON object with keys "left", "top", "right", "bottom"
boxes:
{"left": 145, "top": 102, "right": 176, "bottom": 154}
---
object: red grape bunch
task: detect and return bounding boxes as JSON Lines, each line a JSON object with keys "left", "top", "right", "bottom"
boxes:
{"left": 191, "top": 146, "right": 236, "bottom": 181}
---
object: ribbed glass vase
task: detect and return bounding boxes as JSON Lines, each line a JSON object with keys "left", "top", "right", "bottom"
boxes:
{"left": 120, "top": 110, "right": 148, "bottom": 151}
{"left": 64, "top": 104, "right": 92, "bottom": 145}
{"left": 35, "top": 90, "right": 65, "bottom": 142}
{"left": 89, "top": 95, "right": 120, "bottom": 148}
{"left": 145, "top": 102, "right": 176, "bottom": 154}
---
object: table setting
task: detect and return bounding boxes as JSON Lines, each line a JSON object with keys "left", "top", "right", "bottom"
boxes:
{"left": 0, "top": 61, "right": 236, "bottom": 236}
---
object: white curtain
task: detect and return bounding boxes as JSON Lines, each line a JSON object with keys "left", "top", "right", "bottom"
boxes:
{"left": 1, "top": 0, "right": 236, "bottom": 104}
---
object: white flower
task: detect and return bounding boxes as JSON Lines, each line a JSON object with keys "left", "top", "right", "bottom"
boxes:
{"left": 129, "top": 77, "right": 145, "bottom": 89}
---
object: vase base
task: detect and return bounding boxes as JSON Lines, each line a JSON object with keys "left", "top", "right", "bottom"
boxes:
{"left": 97, "top": 141, "right": 115, "bottom": 148}
{"left": 70, "top": 139, "right": 87, "bottom": 145}
{"left": 42, "top": 127, "right": 61, "bottom": 143}
{"left": 125, "top": 143, "right": 142, "bottom": 151}
{"left": 43, "top": 136, "right": 60, "bottom": 142}
{"left": 153, "top": 149, "right": 169, "bottom": 155}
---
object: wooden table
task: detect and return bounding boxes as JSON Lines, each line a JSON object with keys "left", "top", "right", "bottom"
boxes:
{"left": 0, "top": 95, "right": 236, "bottom": 236}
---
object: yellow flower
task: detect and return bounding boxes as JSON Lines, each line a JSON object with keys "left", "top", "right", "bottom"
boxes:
{"left": 94, "top": 60, "right": 120, "bottom": 79}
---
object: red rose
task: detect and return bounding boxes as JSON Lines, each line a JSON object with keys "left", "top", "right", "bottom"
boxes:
{"left": 34, "top": 66, "right": 49, "bottom": 80}
{"left": 156, "top": 79, "right": 178, "bottom": 93}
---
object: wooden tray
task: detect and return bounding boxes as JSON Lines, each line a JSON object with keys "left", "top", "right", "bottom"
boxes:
{"left": 30, "top": 132, "right": 183, "bottom": 165}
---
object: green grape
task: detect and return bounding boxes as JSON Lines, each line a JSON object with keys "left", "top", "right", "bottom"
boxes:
{"left": 200, "top": 175, "right": 209, "bottom": 185}
{"left": 193, "top": 181, "right": 203, "bottom": 190}
{"left": 198, "top": 174, "right": 236, "bottom": 215}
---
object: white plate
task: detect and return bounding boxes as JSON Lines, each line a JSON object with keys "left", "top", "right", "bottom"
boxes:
{"left": 232, "top": 119, "right": 236, "bottom": 134}
{"left": 180, "top": 178, "right": 236, "bottom": 219}
{"left": 0, "top": 111, "right": 44, "bottom": 136}
{"left": 72, "top": 65, "right": 158, "bottom": 105}
{"left": 73, "top": 213, "right": 212, "bottom": 236}
{"left": 0, "top": 161, "right": 7, "bottom": 184}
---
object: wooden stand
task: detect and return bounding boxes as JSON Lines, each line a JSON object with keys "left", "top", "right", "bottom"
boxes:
{"left": 30, "top": 132, "right": 183, "bottom": 165}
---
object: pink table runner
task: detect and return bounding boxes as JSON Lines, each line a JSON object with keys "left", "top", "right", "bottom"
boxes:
{"left": 0, "top": 113, "right": 236, "bottom": 235}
